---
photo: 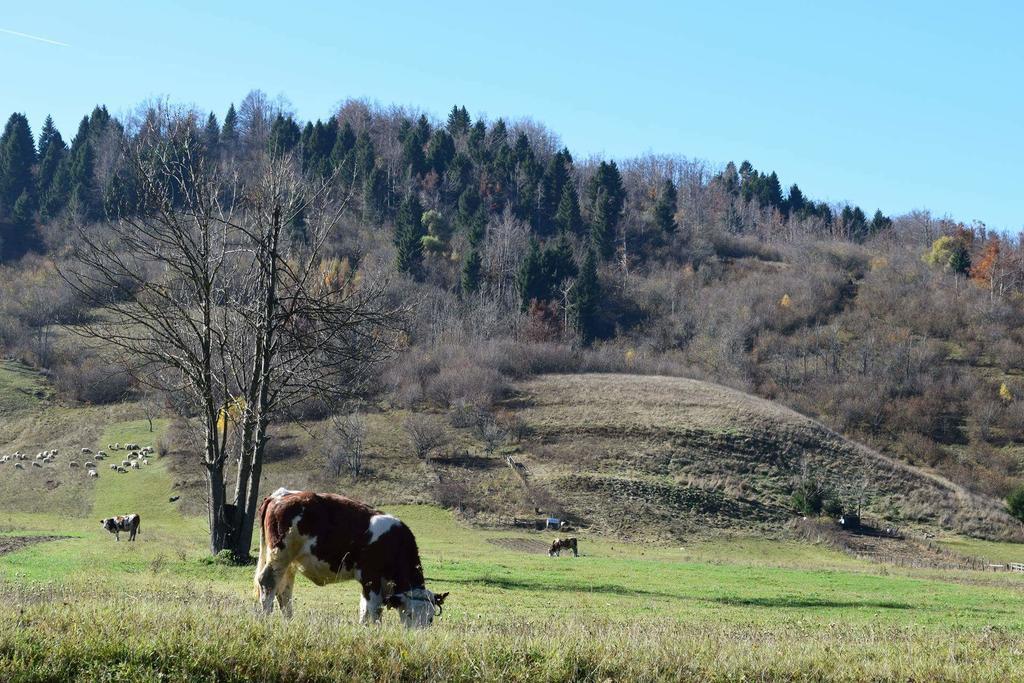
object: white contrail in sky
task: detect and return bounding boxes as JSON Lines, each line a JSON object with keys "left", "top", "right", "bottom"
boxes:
{"left": 0, "top": 28, "right": 70, "bottom": 47}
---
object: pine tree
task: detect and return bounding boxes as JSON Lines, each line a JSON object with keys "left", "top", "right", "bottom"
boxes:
{"left": 41, "top": 157, "right": 71, "bottom": 221}
{"left": 467, "top": 206, "right": 487, "bottom": 247}
{"left": 468, "top": 120, "right": 487, "bottom": 162}
{"left": 268, "top": 114, "right": 301, "bottom": 155}
{"left": 653, "top": 178, "right": 677, "bottom": 234}
{"left": 401, "top": 126, "right": 426, "bottom": 178}
{"left": 37, "top": 129, "right": 66, "bottom": 200}
{"left": 949, "top": 240, "right": 972, "bottom": 276}
{"left": 590, "top": 189, "right": 615, "bottom": 260}
{"left": 203, "top": 112, "right": 220, "bottom": 152}
{"left": 573, "top": 248, "right": 600, "bottom": 344}
{"left": 870, "top": 209, "right": 892, "bottom": 234}
{"left": 542, "top": 233, "right": 577, "bottom": 285}
{"left": 554, "top": 183, "right": 583, "bottom": 235}
{"left": 37, "top": 115, "right": 59, "bottom": 161}
{"left": 394, "top": 195, "right": 426, "bottom": 277}
{"left": 446, "top": 105, "right": 471, "bottom": 136}
{"left": 426, "top": 129, "right": 455, "bottom": 176}
{"left": 536, "top": 151, "right": 570, "bottom": 235}
{"left": 0, "top": 113, "right": 36, "bottom": 213}
{"left": 586, "top": 161, "right": 626, "bottom": 245}
{"left": 221, "top": 104, "right": 238, "bottom": 149}
{"left": 460, "top": 247, "right": 482, "bottom": 297}
{"left": 786, "top": 184, "right": 805, "bottom": 216}
{"left": 362, "top": 166, "right": 387, "bottom": 223}
{"left": 517, "top": 237, "right": 546, "bottom": 310}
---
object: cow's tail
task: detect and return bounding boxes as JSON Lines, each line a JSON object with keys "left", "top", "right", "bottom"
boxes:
{"left": 254, "top": 496, "right": 272, "bottom": 601}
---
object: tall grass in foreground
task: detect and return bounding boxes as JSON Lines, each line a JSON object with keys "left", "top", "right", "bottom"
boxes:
{"left": 2, "top": 590, "right": 1024, "bottom": 682}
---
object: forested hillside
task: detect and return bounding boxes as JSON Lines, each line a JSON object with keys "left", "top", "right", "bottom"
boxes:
{"left": 1, "top": 91, "right": 1022, "bottom": 508}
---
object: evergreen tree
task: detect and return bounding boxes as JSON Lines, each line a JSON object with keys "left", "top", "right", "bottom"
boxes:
{"left": 268, "top": 114, "right": 301, "bottom": 155}
{"left": 68, "top": 132, "right": 98, "bottom": 221}
{"left": 0, "top": 113, "right": 36, "bottom": 213}
{"left": 331, "top": 121, "right": 357, "bottom": 181}
{"left": 221, "top": 104, "right": 239, "bottom": 149}
{"left": 653, "top": 178, "right": 677, "bottom": 234}
{"left": 573, "top": 248, "right": 600, "bottom": 344}
{"left": 426, "top": 129, "right": 455, "bottom": 176}
{"left": 590, "top": 189, "right": 615, "bottom": 260}
{"left": 586, "top": 160, "right": 626, "bottom": 242}
{"left": 394, "top": 195, "right": 426, "bottom": 277}
{"left": 786, "top": 184, "right": 805, "bottom": 216}
{"left": 949, "top": 240, "right": 972, "bottom": 276}
{"left": 517, "top": 237, "right": 546, "bottom": 310}
{"left": 489, "top": 118, "right": 508, "bottom": 149}
{"left": 536, "top": 150, "right": 570, "bottom": 235}
{"left": 468, "top": 120, "right": 487, "bottom": 163}
{"left": 37, "top": 129, "right": 66, "bottom": 200}
{"left": 542, "top": 233, "right": 577, "bottom": 286}
{"left": 446, "top": 105, "right": 471, "bottom": 136}
{"left": 870, "top": 209, "right": 892, "bottom": 234}
{"left": 41, "top": 157, "right": 71, "bottom": 221}
{"left": 37, "top": 115, "right": 59, "bottom": 161}
{"left": 10, "top": 190, "right": 37, "bottom": 253}
{"left": 762, "top": 171, "right": 783, "bottom": 210}
{"left": 415, "top": 115, "right": 431, "bottom": 144}
{"left": 203, "top": 112, "right": 220, "bottom": 152}
{"left": 362, "top": 166, "right": 387, "bottom": 223}
{"left": 467, "top": 206, "right": 487, "bottom": 246}
{"left": 554, "top": 182, "right": 583, "bottom": 235}
{"left": 352, "top": 132, "right": 376, "bottom": 183}
{"left": 401, "top": 126, "right": 427, "bottom": 177}
{"left": 460, "top": 247, "right": 482, "bottom": 297}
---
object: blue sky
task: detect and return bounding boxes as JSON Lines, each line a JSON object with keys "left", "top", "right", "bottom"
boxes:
{"left": 1, "top": 1, "right": 1021, "bottom": 230}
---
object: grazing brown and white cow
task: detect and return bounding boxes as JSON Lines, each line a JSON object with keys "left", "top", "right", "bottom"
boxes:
{"left": 549, "top": 537, "right": 578, "bottom": 557}
{"left": 255, "top": 488, "right": 449, "bottom": 628}
{"left": 100, "top": 514, "right": 140, "bottom": 541}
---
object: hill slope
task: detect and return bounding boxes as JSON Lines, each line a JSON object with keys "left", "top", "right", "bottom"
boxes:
{"left": 503, "top": 374, "right": 1018, "bottom": 541}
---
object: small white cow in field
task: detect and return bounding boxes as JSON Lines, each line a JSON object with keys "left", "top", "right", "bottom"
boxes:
{"left": 109, "top": 464, "right": 118, "bottom": 470}
{"left": 15, "top": 463, "right": 24, "bottom": 470}
{"left": 121, "top": 460, "right": 131, "bottom": 468}
{"left": 81, "top": 448, "right": 92, "bottom": 454}
{"left": 69, "top": 462, "right": 79, "bottom": 468}
{"left": 88, "top": 470, "right": 98, "bottom": 478}
{"left": 130, "top": 462, "right": 140, "bottom": 470}
{"left": 84, "top": 461, "right": 95, "bottom": 469}
{"left": 143, "top": 459, "right": 150, "bottom": 466}
{"left": 97, "top": 451, "right": 107, "bottom": 457}
{"left": 32, "top": 462, "right": 42, "bottom": 468}
{"left": 117, "top": 466, "right": 127, "bottom": 473}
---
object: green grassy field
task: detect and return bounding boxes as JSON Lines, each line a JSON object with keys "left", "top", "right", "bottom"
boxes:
{"left": 3, "top": 368, "right": 1024, "bottom": 680}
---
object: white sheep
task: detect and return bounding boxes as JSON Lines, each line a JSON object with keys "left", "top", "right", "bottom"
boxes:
{"left": 88, "top": 470, "right": 98, "bottom": 478}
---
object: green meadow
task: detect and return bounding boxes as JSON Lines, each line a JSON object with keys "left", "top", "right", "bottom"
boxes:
{"left": 0, "top": 417, "right": 1023, "bottom": 681}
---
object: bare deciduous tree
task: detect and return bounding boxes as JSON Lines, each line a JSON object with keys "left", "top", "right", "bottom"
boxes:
{"left": 63, "top": 113, "right": 405, "bottom": 557}
{"left": 327, "top": 412, "right": 367, "bottom": 477}
{"left": 403, "top": 414, "right": 447, "bottom": 459}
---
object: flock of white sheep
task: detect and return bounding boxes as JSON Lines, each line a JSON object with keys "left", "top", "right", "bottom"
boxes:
{"left": 1, "top": 442, "right": 156, "bottom": 479}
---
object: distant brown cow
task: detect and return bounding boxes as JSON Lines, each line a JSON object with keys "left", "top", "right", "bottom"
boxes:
{"left": 549, "top": 537, "right": 578, "bottom": 557}
{"left": 255, "top": 488, "right": 449, "bottom": 627}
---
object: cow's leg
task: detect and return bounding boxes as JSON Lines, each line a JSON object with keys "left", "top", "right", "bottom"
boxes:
{"left": 114, "top": 531, "right": 119, "bottom": 542}
{"left": 276, "top": 565, "right": 296, "bottom": 619}
{"left": 359, "top": 586, "right": 384, "bottom": 625}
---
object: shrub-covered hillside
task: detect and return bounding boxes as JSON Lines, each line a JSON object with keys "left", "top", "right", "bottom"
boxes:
{"left": 0, "top": 93, "right": 1022, "bottom": 510}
